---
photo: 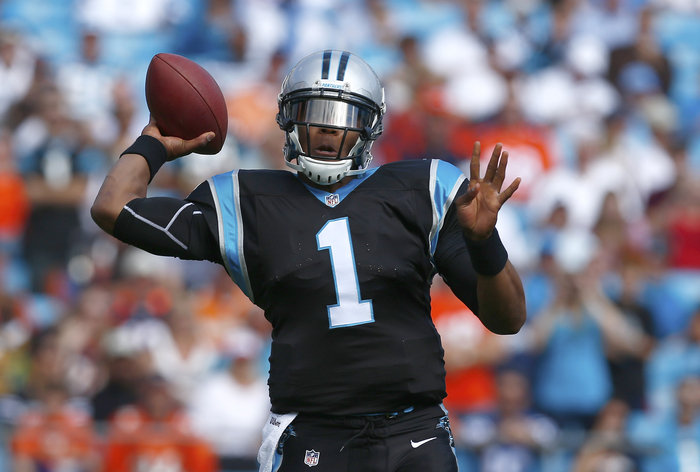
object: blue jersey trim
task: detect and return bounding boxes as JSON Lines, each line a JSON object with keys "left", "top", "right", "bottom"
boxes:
{"left": 429, "top": 160, "right": 466, "bottom": 256}
{"left": 299, "top": 168, "right": 379, "bottom": 205}
{"left": 272, "top": 451, "right": 283, "bottom": 472}
{"left": 210, "top": 171, "right": 254, "bottom": 302}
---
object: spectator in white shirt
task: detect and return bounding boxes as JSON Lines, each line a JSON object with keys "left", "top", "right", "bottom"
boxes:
{"left": 189, "top": 327, "right": 270, "bottom": 472}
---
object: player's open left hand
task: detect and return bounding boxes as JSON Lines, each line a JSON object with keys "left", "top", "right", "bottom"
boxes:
{"left": 142, "top": 115, "right": 215, "bottom": 161}
{"left": 455, "top": 142, "right": 521, "bottom": 241}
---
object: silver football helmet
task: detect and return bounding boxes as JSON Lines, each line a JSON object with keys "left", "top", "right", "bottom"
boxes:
{"left": 277, "top": 50, "right": 386, "bottom": 185}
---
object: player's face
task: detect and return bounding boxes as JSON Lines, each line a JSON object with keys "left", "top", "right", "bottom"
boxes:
{"left": 297, "top": 125, "right": 360, "bottom": 160}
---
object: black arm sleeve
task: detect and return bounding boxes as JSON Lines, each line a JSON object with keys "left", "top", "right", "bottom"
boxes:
{"left": 112, "top": 182, "right": 223, "bottom": 265}
{"left": 433, "top": 180, "right": 479, "bottom": 315}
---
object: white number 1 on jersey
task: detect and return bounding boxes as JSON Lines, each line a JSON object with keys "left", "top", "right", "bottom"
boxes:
{"left": 317, "top": 218, "right": 374, "bottom": 328}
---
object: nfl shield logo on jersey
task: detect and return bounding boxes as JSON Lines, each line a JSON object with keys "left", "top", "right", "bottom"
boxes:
{"left": 325, "top": 194, "right": 340, "bottom": 207}
{"left": 304, "top": 449, "right": 320, "bottom": 467}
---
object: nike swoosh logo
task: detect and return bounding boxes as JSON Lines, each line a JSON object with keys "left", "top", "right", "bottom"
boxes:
{"left": 411, "top": 437, "right": 437, "bottom": 448}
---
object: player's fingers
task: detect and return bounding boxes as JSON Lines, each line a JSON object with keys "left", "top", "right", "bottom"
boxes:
{"left": 191, "top": 132, "right": 215, "bottom": 152}
{"left": 469, "top": 142, "right": 481, "bottom": 184}
{"left": 199, "top": 131, "right": 216, "bottom": 145}
{"left": 498, "top": 177, "right": 521, "bottom": 205}
{"left": 483, "top": 143, "right": 502, "bottom": 183}
{"left": 172, "top": 132, "right": 214, "bottom": 158}
{"left": 455, "top": 182, "right": 480, "bottom": 207}
{"left": 491, "top": 151, "right": 509, "bottom": 191}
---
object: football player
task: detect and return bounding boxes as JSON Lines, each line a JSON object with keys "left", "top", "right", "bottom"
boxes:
{"left": 91, "top": 50, "right": 526, "bottom": 472}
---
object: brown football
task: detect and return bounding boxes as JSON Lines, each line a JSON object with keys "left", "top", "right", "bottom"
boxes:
{"left": 145, "top": 53, "right": 228, "bottom": 155}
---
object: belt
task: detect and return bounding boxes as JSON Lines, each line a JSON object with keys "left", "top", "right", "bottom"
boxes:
{"left": 352, "top": 405, "right": 415, "bottom": 419}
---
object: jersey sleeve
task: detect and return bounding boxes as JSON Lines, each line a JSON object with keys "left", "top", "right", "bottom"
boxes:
{"left": 112, "top": 182, "right": 223, "bottom": 264}
{"left": 433, "top": 178, "right": 480, "bottom": 315}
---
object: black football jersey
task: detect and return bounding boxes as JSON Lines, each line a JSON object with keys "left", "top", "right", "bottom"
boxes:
{"left": 207, "top": 159, "right": 473, "bottom": 415}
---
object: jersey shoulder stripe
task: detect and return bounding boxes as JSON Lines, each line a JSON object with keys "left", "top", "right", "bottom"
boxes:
{"left": 208, "top": 171, "right": 254, "bottom": 302}
{"left": 429, "top": 159, "right": 466, "bottom": 255}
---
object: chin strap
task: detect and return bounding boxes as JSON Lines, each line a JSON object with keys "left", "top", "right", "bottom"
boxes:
{"left": 287, "top": 156, "right": 360, "bottom": 186}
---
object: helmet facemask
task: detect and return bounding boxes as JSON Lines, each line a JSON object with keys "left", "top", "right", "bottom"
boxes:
{"left": 278, "top": 96, "right": 382, "bottom": 185}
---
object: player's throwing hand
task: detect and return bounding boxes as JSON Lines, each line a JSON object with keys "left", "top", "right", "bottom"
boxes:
{"left": 142, "top": 116, "right": 215, "bottom": 161}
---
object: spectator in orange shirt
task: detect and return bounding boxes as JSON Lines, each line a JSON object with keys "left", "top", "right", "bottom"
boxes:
{"left": 224, "top": 50, "right": 287, "bottom": 170}
{"left": 191, "top": 270, "right": 256, "bottom": 345}
{"left": 0, "top": 129, "right": 28, "bottom": 250}
{"left": 11, "top": 383, "right": 100, "bottom": 472}
{"left": 431, "top": 277, "right": 508, "bottom": 415}
{"left": 103, "top": 374, "right": 216, "bottom": 472}
{"left": 450, "top": 79, "right": 557, "bottom": 203}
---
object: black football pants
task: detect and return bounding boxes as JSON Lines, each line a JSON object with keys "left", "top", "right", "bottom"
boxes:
{"left": 274, "top": 404, "right": 459, "bottom": 472}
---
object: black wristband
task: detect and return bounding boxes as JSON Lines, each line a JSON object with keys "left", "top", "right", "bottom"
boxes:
{"left": 120, "top": 135, "right": 168, "bottom": 183}
{"left": 464, "top": 228, "right": 509, "bottom": 276}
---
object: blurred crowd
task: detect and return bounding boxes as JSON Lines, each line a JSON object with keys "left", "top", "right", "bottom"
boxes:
{"left": 1, "top": 0, "right": 700, "bottom": 471}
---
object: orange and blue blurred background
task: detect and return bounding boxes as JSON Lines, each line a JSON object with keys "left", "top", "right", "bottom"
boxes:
{"left": 1, "top": 0, "right": 700, "bottom": 471}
